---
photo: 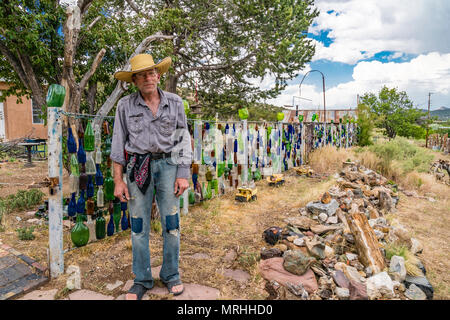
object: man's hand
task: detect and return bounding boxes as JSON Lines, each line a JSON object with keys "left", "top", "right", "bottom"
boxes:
{"left": 174, "top": 178, "right": 189, "bottom": 197}
{"left": 114, "top": 179, "right": 130, "bottom": 202}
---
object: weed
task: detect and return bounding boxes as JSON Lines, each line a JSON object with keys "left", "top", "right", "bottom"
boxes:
{"left": 54, "top": 287, "right": 71, "bottom": 300}
{"left": 16, "top": 226, "right": 35, "bottom": 240}
{"left": 237, "top": 246, "right": 260, "bottom": 271}
{"left": 151, "top": 219, "right": 162, "bottom": 234}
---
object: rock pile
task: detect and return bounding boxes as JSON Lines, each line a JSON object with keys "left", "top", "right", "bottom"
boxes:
{"left": 259, "top": 162, "right": 433, "bottom": 300}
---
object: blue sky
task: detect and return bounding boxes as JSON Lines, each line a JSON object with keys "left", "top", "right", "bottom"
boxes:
{"left": 266, "top": 0, "right": 450, "bottom": 111}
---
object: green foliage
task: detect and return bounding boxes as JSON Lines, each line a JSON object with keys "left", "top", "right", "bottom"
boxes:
{"left": 360, "top": 86, "right": 426, "bottom": 139}
{"left": 357, "top": 102, "right": 374, "bottom": 146}
{"left": 385, "top": 242, "right": 409, "bottom": 260}
{"left": 0, "top": 189, "right": 45, "bottom": 217}
{"left": 368, "top": 137, "right": 434, "bottom": 173}
{"left": 16, "top": 226, "right": 35, "bottom": 241}
{"left": 237, "top": 246, "right": 260, "bottom": 271}
{"left": 151, "top": 219, "right": 162, "bottom": 234}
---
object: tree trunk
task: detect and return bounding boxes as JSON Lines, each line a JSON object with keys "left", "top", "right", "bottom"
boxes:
{"left": 165, "top": 74, "right": 178, "bottom": 93}
{"left": 86, "top": 81, "right": 97, "bottom": 115}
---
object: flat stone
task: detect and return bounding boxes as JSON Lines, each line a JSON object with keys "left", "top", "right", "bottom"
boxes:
{"left": 261, "top": 248, "right": 283, "bottom": 259}
{"left": 106, "top": 280, "right": 124, "bottom": 291}
{"left": 310, "top": 224, "right": 341, "bottom": 235}
{"left": 26, "top": 218, "right": 42, "bottom": 225}
{"left": 284, "top": 216, "right": 318, "bottom": 230}
{"left": 306, "top": 199, "right": 339, "bottom": 217}
{"left": 326, "top": 216, "right": 338, "bottom": 224}
{"left": 146, "top": 283, "right": 220, "bottom": 300}
{"left": 293, "top": 238, "right": 305, "bottom": 246}
{"left": 18, "top": 289, "right": 58, "bottom": 300}
{"left": 259, "top": 257, "right": 318, "bottom": 294}
{"left": 222, "top": 268, "right": 250, "bottom": 282}
{"left": 410, "top": 238, "right": 423, "bottom": 255}
{"left": 405, "top": 284, "right": 427, "bottom": 300}
{"left": 66, "top": 265, "right": 81, "bottom": 290}
{"left": 69, "top": 289, "right": 115, "bottom": 300}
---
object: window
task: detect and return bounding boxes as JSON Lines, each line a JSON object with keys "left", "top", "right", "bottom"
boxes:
{"left": 31, "top": 99, "right": 44, "bottom": 124}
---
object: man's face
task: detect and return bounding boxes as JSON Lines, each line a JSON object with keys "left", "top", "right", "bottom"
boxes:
{"left": 133, "top": 68, "right": 160, "bottom": 95}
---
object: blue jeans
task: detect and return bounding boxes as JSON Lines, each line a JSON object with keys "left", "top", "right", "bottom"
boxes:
{"left": 126, "top": 157, "right": 180, "bottom": 289}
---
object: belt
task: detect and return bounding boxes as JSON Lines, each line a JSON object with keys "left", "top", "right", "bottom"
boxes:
{"left": 128, "top": 152, "right": 171, "bottom": 160}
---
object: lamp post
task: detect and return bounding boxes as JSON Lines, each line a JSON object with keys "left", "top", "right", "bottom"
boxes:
{"left": 292, "top": 95, "right": 312, "bottom": 117}
{"left": 299, "top": 70, "right": 326, "bottom": 123}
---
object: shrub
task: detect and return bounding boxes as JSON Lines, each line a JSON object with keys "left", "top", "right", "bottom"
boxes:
{"left": 16, "top": 226, "right": 35, "bottom": 240}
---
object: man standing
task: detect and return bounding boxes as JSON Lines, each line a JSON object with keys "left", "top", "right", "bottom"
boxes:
{"left": 111, "top": 54, "right": 191, "bottom": 300}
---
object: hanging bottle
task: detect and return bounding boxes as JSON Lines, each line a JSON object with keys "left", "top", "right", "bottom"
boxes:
{"left": 84, "top": 121, "right": 95, "bottom": 152}
{"left": 79, "top": 170, "right": 88, "bottom": 191}
{"left": 104, "top": 167, "right": 114, "bottom": 201}
{"left": 76, "top": 190, "right": 86, "bottom": 215}
{"left": 70, "top": 154, "right": 80, "bottom": 177}
{"left": 68, "top": 193, "right": 77, "bottom": 217}
{"left": 86, "top": 215, "right": 96, "bottom": 243}
{"left": 95, "top": 164, "right": 104, "bottom": 186}
{"left": 77, "top": 138, "right": 86, "bottom": 164}
{"left": 113, "top": 199, "right": 121, "bottom": 233}
{"left": 85, "top": 152, "right": 96, "bottom": 175}
{"left": 205, "top": 167, "right": 213, "bottom": 181}
{"left": 107, "top": 202, "right": 115, "bottom": 236}
{"left": 120, "top": 202, "right": 129, "bottom": 231}
{"left": 69, "top": 173, "right": 79, "bottom": 194}
{"left": 67, "top": 126, "right": 77, "bottom": 154}
{"left": 97, "top": 186, "right": 104, "bottom": 208}
{"left": 87, "top": 175, "right": 94, "bottom": 198}
{"left": 86, "top": 198, "right": 95, "bottom": 215}
{"left": 71, "top": 214, "right": 89, "bottom": 247}
{"left": 95, "top": 210, "right": 106, "bottom": 240}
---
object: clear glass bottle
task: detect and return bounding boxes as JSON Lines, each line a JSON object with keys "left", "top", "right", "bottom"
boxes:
{"left": 97, "top": 186, "right": 104, "bottom": 208}
{"left": 69, "top": 173, "right": 79, "bottom": 194}
{"left": 85, "top": 151, "right": 96, "bottom": 175}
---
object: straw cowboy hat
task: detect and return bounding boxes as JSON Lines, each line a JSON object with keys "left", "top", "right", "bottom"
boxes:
{"left": 114, "top": 54, "right": 172, "bottom": 83}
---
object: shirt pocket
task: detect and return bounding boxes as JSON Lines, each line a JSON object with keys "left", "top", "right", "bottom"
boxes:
{"left": 160, "top": 115, "right": 176, "bottom": 136}
{"left": 128, "top": 113, "right": 144, "bottom": 134}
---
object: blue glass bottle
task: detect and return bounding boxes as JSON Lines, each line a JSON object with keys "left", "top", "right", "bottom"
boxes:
{"left": 95, "top": 164, "right": 103, "bottom": 186}
{"left": 87, "top": 175, "right": 94, "bottom": 198}
{"left": 76, "top": 190, "right": 86, "bottom": 215}
{"left": 68, "top": 193, "right": 77, "bottom": 217}
{"left": 106, "top": 201, "right": 114, "bottom": 236}
{"left": 120, "top": 201, "right": 129, "bottom": 231}
{"left": 67, "top": 127, "right": 77, "bottom": 153}
{"left": 77, "top": 138, "right": 86, "bottom": 164}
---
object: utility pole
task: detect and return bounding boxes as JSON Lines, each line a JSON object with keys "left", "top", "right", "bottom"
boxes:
{"left": 425, "top": 92, "right": 432, "bottom": 148}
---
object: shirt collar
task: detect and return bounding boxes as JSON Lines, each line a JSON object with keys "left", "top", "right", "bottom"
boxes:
{"left": 136, "top": 88, "right": 169, "bottom": 109}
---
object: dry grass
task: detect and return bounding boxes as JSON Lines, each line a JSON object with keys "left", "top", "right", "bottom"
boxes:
{"left": 308, "top": 145, "right": 354, "bottom": 174}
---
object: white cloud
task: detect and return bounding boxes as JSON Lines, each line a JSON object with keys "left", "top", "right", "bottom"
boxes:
{"left": 268, "top": 52, "right": 450, "bottom": 109}
{"left": 310, "top": 0, "right": 450, "bottom": 64}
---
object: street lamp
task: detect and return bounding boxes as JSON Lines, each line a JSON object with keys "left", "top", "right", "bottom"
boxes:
{"left": 292, "top": 95, "right": 312, "bottom": 116}
{"left": 299, "top": 70, "right": 326, "bottom": 123}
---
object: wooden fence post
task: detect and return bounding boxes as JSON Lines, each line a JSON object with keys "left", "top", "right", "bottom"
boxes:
{"left": 47, "top": 107, "right": 64, "bottom": 278}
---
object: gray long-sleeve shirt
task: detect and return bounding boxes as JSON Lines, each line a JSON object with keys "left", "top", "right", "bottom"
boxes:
{"left": 110, "top": 88, "right": 192, "bottom": 179}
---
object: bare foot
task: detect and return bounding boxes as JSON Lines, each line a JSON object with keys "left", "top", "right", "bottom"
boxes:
{"left": 125, "top": 293, "right": 138, "bottom": 300}
{"left": 170, "top": 284, "right": 184, "bottom": 294}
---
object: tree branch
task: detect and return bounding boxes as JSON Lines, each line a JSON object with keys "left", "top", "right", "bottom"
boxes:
{"left": 126, "top": 0, "right": 153, "bottom": 19}
{"left": 80, "top": 48, "right": 106, "bottom": 90}
{"left": 0, "top": 42, "right": 29, "bottom": 90}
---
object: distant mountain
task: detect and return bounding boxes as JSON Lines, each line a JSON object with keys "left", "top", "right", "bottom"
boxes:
{"left": 420, "top": 106, "right": 450, "bottom": 120}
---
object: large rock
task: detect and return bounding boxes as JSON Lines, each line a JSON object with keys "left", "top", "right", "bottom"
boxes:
{"left": 366, "top": 272, "right": 395, "bottom": 300}
{"left": 66, "top": 265, "right": 81, "bottom": 290}
{"left": 282, "top": 250, "right": 316, "bottom": 276}
{"left": 404, "top": 275, "right": 434, "bottom": 300}
{"left": 259, "top": 257, "right": 318, "bottom": 293}
{"left": 284, "top": 216, "right": 318, "bottom": 230}
{"left": 389, "top": 256, "right": 407, "bottom": 282}
{"left": 404, "top": 284, "right": 427, "bottom": 300}
{"left": 310, "top": 224, "right": 341, "bottom": 235}
{"left": 306, "top": 199, "right": 339, "bottom": 217}
{"left": 348, "top": 212, "right": 386, "bottom": 274}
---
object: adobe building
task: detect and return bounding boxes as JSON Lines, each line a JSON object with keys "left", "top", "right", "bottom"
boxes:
{"left": 0, "top": 81, "right": 47, "bottom": 142}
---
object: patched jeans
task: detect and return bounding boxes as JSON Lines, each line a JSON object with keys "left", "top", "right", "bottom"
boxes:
{"left": 126, "top": 157, "right": 180, "bottom": 289}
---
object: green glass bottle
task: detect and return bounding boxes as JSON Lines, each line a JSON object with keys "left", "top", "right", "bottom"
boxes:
{"left": 70, "top": 154, "right": 80, "bottom": 177}
{"left": 71, "top": 214, "right": 89, "bottom": 247}
{"left": 104, "top": 167, "right": 115, "bottom": 201}
{"left": 188, "top": 189, "right": 195, "bottom": 205}
{"left": 84, "top": 121, "right": 95, "bottom": 152}
{"left": 113, "top": 199, "right": 121, "bottom": 233}
{"left": 95, "top": 210, "right": 106, "bottom": 240}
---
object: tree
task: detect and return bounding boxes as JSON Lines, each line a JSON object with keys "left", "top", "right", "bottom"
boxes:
{"left": 103, "top": 0, "right": 318, "bottom": 118}
{"left": 356, "top": 102, "right": 374, "bottom": 146}
{"left": 360, "top": 86, "right": 426, "bottom": 140}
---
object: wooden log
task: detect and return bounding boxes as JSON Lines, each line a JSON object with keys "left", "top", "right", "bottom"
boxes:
{"left": 348, "top": 212, "right": 385, "bottom": 274}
